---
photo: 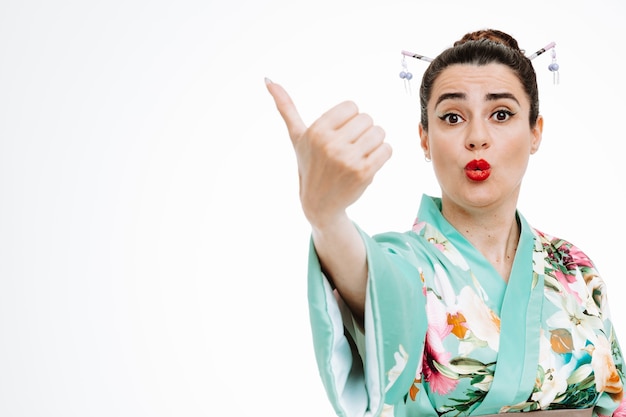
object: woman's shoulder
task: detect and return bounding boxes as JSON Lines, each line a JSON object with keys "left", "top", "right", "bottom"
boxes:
{"left": 532, "top": 227, "right": 598, "bottom": 272}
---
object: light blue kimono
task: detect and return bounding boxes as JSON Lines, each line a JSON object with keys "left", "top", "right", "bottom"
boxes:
{"left": 308, "top": 195, "right": 624, "bottom": 417}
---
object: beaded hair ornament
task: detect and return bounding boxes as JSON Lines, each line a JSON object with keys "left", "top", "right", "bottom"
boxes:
{"left": 399, "top": 42, "right": 559, "bottom": 93}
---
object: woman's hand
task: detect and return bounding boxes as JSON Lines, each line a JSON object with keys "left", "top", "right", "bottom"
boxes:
{"left": 265, "top": 79, "right": 392, "bottom": 228}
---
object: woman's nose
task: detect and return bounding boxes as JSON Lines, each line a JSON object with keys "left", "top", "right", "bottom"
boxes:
{"left": 465, "top": 121, "right": 490, "bottom": 150}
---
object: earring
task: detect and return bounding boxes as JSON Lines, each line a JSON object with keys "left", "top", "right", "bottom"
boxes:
{"left": 424, "top": 155, "right": 431, "bottom": 163}
{"left": 399, "top": 56, "right": 413, "bottom": 93}
{"left": 548, "top": 48, "right": 559, "bottom": 85}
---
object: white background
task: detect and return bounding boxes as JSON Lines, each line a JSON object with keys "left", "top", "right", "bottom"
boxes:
{"left": 1, "top": 1, "right": 625, "bottom": 416}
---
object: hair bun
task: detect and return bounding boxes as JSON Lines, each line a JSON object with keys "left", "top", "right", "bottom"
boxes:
{"left": 454, "top": 29, "right": 522, "bottom": 53}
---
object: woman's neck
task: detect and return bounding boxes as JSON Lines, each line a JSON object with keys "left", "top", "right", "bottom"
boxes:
{"left": 441, "top": 199, "right": 520, "bottom": 283}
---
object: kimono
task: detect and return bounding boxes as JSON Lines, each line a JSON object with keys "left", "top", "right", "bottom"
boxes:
{"left": 308, "top": 195, "right": 624, "bottom": 417}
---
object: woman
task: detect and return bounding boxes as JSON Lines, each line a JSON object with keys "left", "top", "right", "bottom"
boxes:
{"left": 266, "top": 29, "right": 624, "bottom": 417}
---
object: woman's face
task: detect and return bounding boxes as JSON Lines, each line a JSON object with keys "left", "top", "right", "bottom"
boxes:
{"left": 419, "top": 63, "right": 543, "bottom": 214}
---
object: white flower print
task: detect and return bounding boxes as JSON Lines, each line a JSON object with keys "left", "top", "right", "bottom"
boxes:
{"left": 423, "top": 225, "right": 470, "bottom": 271}
{"left": 433, "top": 264, "right": 457, "bottom": 310}
{"left": 386, "top": 345, "right": 409, "bottom": 392}
{"left": 532, "top": 359, "right": 575, "bottom": 409}
{"left": 457, "top": 287, "right": 500, "bottom": 352}
{"left": 546, "top": 291, "right": 603, "bottom": 351}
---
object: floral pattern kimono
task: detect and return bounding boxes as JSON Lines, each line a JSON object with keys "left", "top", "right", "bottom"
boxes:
{"left": 307, "top": 195, "right": 624, "bottom": 417}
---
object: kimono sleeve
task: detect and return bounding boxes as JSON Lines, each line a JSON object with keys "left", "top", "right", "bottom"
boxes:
{"left": 307, "top": 227, "right": 428, "bottom": 417}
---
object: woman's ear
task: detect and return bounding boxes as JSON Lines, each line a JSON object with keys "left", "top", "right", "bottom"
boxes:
{"left": 419, "top": 124, "right": 430, "bottom": 159}
{"left": 530, "top": 115, "right": 543, "bottom": 154}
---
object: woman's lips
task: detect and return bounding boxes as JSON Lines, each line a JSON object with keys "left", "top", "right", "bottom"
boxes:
{"left": 465, "top": 159, "right": 491, "bottom": 181}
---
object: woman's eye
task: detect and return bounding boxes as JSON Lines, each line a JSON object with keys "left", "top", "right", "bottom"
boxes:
{"left": 492, "top": 110, "right": 514, "bottom": 122}
{"left": 440, "top": 113, "right": 463, "bottom": 125}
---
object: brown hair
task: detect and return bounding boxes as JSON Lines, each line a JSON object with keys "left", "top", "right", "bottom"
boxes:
{"left": 419, "top": 29, "right": 539, "bottom": 131}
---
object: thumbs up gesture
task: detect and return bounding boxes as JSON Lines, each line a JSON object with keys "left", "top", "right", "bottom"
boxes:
{"left": 266, "top": 79, "right": 392, "bottom": 228}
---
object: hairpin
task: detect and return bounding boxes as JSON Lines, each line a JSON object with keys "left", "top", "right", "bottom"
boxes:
{"left": 399, "top": 51, "right": 433, "bottom": 93}
{"left": 526, "top": 42, "right": 556, "bottom": 60}
{"left": 399, "top": 55, "right": 413, "bottom": 93}
{"left": 401, "top": 50, "right": 434, "bottom": 63}
{"left": 548, "top": 48, "right": 560, "bottom": 84}
{"left": 526, "top": 42, "right": 559, "bottom": 84}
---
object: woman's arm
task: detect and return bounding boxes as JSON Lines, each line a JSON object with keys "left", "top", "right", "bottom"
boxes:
{"left": 265, "top": 79, "right": 392, "bottom": 323}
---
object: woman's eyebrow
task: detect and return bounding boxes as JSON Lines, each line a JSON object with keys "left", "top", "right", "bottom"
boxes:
{"left": 486, "top": 92, "right": 520, "bottom": 105}
{"left": 435, "top": 92, "right": 466, "bottom": 107}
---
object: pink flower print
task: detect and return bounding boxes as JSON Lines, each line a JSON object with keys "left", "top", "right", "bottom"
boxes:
{"left": 427, "top": 237, "right": 445, "bottom": 252}
{"left": 568, "top": 244, "right": 594, "bottom": 269}
{"left": 412, "top": 218, "right": 425, "bottom": 233}
{"left": 422, "top": 291, "right": 458, "bottom": 394}
{"left": 546, "top": 246, "right": 582, "bottom": 303}
{"left": 550, "top": 269, "right": 582, "bottom": 304}
{"left": 422, "top": 337, "right": 459, "bottom": 395}
{"left": 552, "top": 267, "right": 577, "bottom": 285}
{"left": 558, "top": 242, "right": 593, "bottom": 272}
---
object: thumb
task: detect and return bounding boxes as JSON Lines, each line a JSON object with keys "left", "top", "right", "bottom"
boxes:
{"left": 265, "top": 78, "right": 306, "bottom": 143}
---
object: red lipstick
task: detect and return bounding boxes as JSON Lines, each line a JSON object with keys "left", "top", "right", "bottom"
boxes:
{"left": 465, "top": 159, "right": 491, "bottom": 181}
